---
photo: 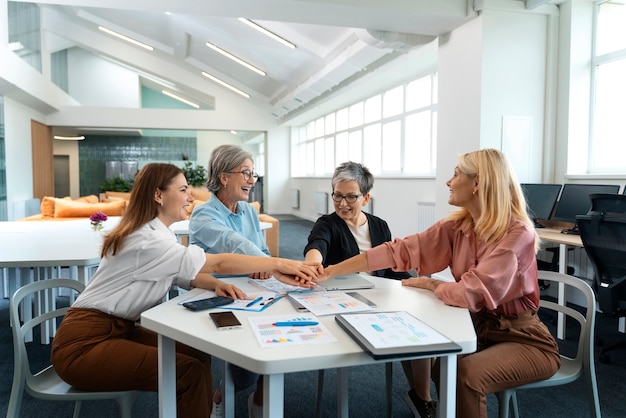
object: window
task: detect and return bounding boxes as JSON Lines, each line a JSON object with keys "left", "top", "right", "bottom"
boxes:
{"left": 291, "top": 73, "right": 438, "bottom": 177}
{"left": 590, "top": 1, "right": 626, "bottom": 173}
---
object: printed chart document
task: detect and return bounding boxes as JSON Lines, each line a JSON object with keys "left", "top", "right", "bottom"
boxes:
{"left": 248, "top": 314, "right": 338, "bottom": 347}
{"left": 335, "top": 311, "right": 461, "bottom": 359}
{"left": 288, "top": 291, "right": 374, "bottom": 316}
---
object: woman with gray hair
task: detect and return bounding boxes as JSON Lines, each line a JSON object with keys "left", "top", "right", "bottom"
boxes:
{"left": 189, "top": 144, "right": 270, "bottom": 418}
{"left": 304, "top": 161, "right": 411, "bottom": 280}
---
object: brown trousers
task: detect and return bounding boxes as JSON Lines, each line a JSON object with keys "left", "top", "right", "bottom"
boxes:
{"left": 434, "top": 309, "right": 560, "bottom": 418}
{"left": 51, "top": 308, "right": 212, "bottom": 418}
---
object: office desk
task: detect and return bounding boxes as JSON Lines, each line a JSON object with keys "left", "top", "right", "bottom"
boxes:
{"left": 0, "top": 218, "right": 121, "bottom": 342}
{"left": 536, "top": 226, "right": 583, "bottom": 339}
{"left": 141, "top": 276, "right": 477, "bottom": 418}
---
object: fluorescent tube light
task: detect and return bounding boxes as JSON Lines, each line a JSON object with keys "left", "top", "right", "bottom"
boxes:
{"left": 54, "top": 135, "right": 85, "bottom": 141}
{"left": 230, "top": 130, "right": 238, "bottom": 135}
{"left": 201, "top": 72, "right": 250, "bottom": 98}
{"left": 98, "top": 26, "right": 154, "bottom": 51}
{"left": 205, "top": 42, "right": 266, "bottom": 76}
{"left": 238, "top": 18, "right": 296, "bottom": 49}
{"left": 161, "top": 90, "right": 200, "bottom": 109}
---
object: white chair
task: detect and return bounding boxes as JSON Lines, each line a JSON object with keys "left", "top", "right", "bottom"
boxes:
{"left": 8, "top": 278, "right": 140, "bottom": 418}
{"left": 495, "top": 271, "right": 601, "bottom": 418}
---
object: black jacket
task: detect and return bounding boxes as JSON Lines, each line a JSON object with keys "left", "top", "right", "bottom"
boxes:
{"left": 304, "top": 212, "right": 411, "bottom": 280}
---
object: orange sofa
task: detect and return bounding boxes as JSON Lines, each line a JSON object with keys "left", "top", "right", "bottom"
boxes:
{"left": 19, "top": 195, "right": 127, "bottom": 221}
{"left": 20, "top": 190, "right": 280, "bottom": 257}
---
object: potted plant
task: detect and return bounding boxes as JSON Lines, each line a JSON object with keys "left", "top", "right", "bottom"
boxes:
{"left": 99, "top": 175, "right": 134, "bottom": 192}
{"left": 182, "top": 161, "right": 208, "bottom": 187}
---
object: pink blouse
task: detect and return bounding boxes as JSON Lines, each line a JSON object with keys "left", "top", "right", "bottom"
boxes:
{"left": 367, "top": 218, "right": 540, "bottom": 314}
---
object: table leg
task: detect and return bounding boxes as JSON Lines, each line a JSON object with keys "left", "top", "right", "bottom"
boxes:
{"left": 222, "top": 360, "right": 235, "bottom": 418}
{"left": 337, "top": 367, "right": 349, "bottom": 418}
{"left": 557, "top": 243, "right": 567, "bottom": 339}
{"left": 438, "top": 354, "right": 457, "bottom": 418}
{"left": 262, "top": 373, "right": 284, "bottom": 418}
{"left": 157, "top": 334, "right": 177, "bottom": 418}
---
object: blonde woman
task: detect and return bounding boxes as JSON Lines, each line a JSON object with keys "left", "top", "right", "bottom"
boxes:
{"left": 318, "top": 149, "right": 560, "bottom": 418}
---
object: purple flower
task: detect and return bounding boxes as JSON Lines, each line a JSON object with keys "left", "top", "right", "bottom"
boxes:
{"left": 89, "top": 211, "right": 108, "bottom": 223}
{"left": 89, "top": 211, "right": 108, "bottom": 231}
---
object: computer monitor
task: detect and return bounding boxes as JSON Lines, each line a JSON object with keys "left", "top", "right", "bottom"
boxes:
{"left": 552, "top": 183, "right": 620, "bottom": 226}
{"left": 520, "top": 183, "right": 562, "bottom": 228}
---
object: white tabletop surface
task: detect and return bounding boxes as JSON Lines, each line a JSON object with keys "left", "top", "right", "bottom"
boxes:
{"left": 0, "top": 217, "right": 121, "bottom": 267}
{"left": 141, "top": 275, "right": 476, "bottom": 417}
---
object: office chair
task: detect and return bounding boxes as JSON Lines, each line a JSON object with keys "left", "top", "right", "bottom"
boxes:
{"left": 495, "top": 271, "right": 601, "bottom": 418}
{"left": 576, "top": 194, "right": 626, "bottom": 364}
{"left": 8, "top": 278, "right": 140, "bottom": 418}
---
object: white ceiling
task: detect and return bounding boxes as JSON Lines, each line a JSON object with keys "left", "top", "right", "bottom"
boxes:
{"left": 21, "top": 1, "right": 555, "bottom": 125}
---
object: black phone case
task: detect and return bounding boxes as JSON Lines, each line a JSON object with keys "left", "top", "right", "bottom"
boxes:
{"left": 182, "top": 296, "right": 234, "bottom": 311}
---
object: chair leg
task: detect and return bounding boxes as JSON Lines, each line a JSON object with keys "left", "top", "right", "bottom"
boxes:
{"left": 385, "top": 362, "right": 393, "bottom": 418}
{"left": 315, "top": 369, "right": 324, "bottom": 418}
{"left": 511, "top": 392, "right": 520, "bottom": 418}
{"left": 495, "top": 390, "right": 511, "bottom": 418}
{"left": 72, "top": 400, "right": 82, "bottom": 418}
{"left": 117, "top": 395, "right": 136, "bottom": 418}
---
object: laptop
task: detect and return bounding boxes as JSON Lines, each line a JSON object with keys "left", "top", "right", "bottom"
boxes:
{"left": 317, "top": 274, "right": 375, "bottom": 291}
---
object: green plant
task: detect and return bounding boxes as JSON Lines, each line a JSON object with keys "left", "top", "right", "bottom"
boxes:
{"left": 182, "top": 161, "right": 208, "bottom": 187}
{"left": 99, "top": 175, "right": 134, "bottom": 192}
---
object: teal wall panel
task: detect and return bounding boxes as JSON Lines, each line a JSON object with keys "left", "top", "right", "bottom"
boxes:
{"left": 78, "top": 135, "right": 197, "bottom": 195}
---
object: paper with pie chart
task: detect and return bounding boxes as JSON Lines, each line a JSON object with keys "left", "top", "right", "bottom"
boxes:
{"left": 248, "top": 315, "right": 338, "bottom": 348}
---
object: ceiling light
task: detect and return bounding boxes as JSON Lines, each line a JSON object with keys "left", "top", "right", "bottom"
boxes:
{"left": 161, "top": 90, "right": 200, "bottom": 109}
{"left": 98, "top": 26, "right": 154, "bottom": 51}
{"left": 205, "top": 42, "right": 266, "bottom": 76}
{"left": 54, "top": 135, "right": 85, "bottom": 141}
{"left": 238, "top": 18, "right": 296, "bottom": 49}
{"left": 230, "top": 130, "right": 238, "bottom": 135}
{"left": 201, "top": 72, "right": 250, "bottom": 98}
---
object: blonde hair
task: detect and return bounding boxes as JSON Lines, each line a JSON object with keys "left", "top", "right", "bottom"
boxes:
{"left": 448, "top": 149, "right": 538, "bottom": 251}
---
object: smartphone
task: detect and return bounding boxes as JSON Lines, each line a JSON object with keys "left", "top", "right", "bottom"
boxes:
{"left": 183, "top": 296, "right": 234, "bottom": 311}
{"left": 210, "top": 311, "right": 243, "bottom": 330}
{"left": 346, "top": 291, "right": 377, "bottom": 308}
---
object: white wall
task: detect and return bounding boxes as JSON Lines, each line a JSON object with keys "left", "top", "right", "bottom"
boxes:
{"left": 4, "top": 97, "right": 45, "bottom": 220}
{"left": 67, "top": 48, "right": 141, "bottom": 107}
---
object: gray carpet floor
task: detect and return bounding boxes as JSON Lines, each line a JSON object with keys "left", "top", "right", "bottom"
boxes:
{"left": 1, "top": 217, "right": 625, "bottom": 417}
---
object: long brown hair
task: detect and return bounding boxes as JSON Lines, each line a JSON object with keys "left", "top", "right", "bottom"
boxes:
{"left": 448, "top": 149, "right": 538, "bottom": 251}
{"left": 101, "top": 163, "right": 183, "bottom": 257}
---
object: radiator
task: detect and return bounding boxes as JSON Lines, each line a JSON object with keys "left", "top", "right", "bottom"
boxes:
{"left": 314, "top": 192, "right": 329, "bottom": 215}
{"left": 291, "top": 189, "right": 300, "bottom": 209}
{"left": 417, "top": 201, "right": 435, "bottom": 232}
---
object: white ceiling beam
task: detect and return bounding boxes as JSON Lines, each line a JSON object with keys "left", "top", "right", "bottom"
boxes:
{"left": 525, "top": 0, "right": 553, "bottom": 10}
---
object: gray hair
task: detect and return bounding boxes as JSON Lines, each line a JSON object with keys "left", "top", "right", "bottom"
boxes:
{"left": 206, "top": 145, "right": 253, "bottom": 193}
{"left": 331, "top": 161, "right": 374, "bottom": 194}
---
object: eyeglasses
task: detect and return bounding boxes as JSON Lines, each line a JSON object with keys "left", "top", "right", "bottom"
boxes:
{"left": 331, "top": 192, "right": 363, "bottom": 203}
{"left": 228, "top": 170, "right": 259, "bottom": 182}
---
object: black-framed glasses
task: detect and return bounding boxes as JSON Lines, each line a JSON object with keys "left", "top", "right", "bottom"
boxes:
{"left": 331, "top": 192, "right": 363, "bottom": 203}
{"left": 228, "top": 170, "right": 259, "bottom": 182}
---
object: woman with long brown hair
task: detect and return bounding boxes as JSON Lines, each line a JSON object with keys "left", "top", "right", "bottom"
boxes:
{"left": 52, "top": 163, "right": 318, "bottom": 418}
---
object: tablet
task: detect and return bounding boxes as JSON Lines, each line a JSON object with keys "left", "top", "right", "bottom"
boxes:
{"left": 317, "top": 274, "right": 374, "bottom": 290}
{"left": 335, "top": 311, "right": 461, "bottom": 360}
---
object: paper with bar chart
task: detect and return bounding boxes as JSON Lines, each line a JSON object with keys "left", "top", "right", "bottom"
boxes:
{"left": 248, "top": 314, "right": 338, "bottom": 347}
{"left": 288, "top": 291, "right": 374, "bottom": 316}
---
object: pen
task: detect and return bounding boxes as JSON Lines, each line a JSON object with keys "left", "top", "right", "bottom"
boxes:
{"left": 246, "top": 296, "right": 263, "bottom": 307}
{"left": 273, "top": 321, "right": 319, "bottom": 327}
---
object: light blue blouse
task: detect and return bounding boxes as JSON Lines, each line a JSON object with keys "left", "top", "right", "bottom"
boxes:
{"left": 189, "top": 194, "right": 270, "bottom": 266}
